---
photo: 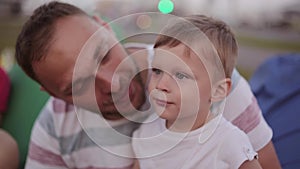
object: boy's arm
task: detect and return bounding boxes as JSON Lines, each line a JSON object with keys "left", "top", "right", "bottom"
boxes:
{"left": 258, "top": 141, "right": 282, "bottom": 169}
{"left": 239, "top": 159, "right": 262, "bottom": 169}
{"left": 132, "top": 159, "right": 140, "bottom": 169}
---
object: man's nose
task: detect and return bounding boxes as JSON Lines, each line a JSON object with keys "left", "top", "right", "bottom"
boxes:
{"left": 111, "top": 74, "right": 121, "bottom": 93}
{"left": 95, "top": 70, "right": 121, "bottom": 93}
{"left": 156, "top": 73, "right": 172, "bottom": 93}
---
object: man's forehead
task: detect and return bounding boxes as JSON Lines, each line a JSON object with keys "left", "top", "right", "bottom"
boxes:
{"left": 41, "top": 16, "right": 114, "bottom": 89}
{"left": 55, "top": 15, "right": 97, "bottom": 34}
{"left": 53, "top": 17, "right": 93, "bottom": 42}
{"left": 54, "top": 17, "right": 111, "bottom": 52}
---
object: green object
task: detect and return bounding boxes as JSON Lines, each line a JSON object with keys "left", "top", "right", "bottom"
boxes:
{"left": 101, "top": 16, "right": 124, "bottom": 41}
{"left": 2, "top": 64, "right": 49, "bottom": 169}
{"left": 158, "top": 0, "right": 174, "bottom": 14}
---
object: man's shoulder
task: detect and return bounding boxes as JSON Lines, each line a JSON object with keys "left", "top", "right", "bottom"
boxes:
{"left": 43, "top": 97, "right": 74, "bottom": 114}
{"left": 224, "top": 74, "right": 257, "bottom": 121}
{"left": 35, "top": 97, "right": 75, "bottom": 128}
{"left": 35, "top": 97, "right": 85, "bottom": 138}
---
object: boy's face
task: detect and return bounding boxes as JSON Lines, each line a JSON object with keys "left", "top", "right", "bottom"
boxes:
{"left": 33, "top": 15, "right": 146, "bottom": 119}
{"left": 148, "top": 44, "right": 212, "bottom": 128}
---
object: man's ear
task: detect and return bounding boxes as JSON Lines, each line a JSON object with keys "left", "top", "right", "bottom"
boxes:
{"left": 40, "top": 86, "right": 46, "bottom": 91}
{"left": 92, "top": 15, "right": 113, "bottom": 32}
{"left": 210, "top": 78, "right": 232, "bottom": 102}
{"left": 40, "top": 86, "right": 57, "bottom": 97}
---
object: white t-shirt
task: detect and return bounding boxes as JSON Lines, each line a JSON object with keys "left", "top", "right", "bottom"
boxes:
{"left": 133, "top": 114, "right": 258, "bottom": 169}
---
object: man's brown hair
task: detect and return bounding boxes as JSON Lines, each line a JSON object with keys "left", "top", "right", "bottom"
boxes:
{"left": 15, "top": 1, "right": 87, "bottom": 82}
{"left": 154, "top": 15, "right": 238, "bottom": 78}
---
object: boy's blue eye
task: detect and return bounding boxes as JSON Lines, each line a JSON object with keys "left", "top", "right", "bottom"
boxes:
{"left": 152, "top": 68, "right": 162, "bottom": 75}
{"left": 175, "top": 72, "right": 188, "bottom": 80}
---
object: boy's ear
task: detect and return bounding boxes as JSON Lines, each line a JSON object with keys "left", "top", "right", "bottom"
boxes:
{"left": 92, "top": 15, "right": 113, "bottom": 32}
{"left": 210, "top": 78, "right": 231, "bottom": 102}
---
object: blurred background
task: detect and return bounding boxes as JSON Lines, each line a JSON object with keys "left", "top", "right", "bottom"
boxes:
{"left": 0, "top": 0, "right": 300, "bottom": 168}
{"left": 1, "top": 0, "right": 300, "bottom": 77}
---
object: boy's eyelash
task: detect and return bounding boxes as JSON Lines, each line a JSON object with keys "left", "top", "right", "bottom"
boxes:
{"left": 152, "top": 68, "right": 162, "bottom": 74}
{"left": 151, "top": 68, "right": 190, "bottom": 80}
{"left": 175, "top": 72, "right": 189, "bottom": 79}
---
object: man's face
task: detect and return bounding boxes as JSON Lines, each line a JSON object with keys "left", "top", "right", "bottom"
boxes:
{"left": 33, "top": 15, "right": 146, "bottom": 119}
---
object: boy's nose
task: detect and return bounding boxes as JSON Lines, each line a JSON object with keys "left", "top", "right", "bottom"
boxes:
{"left": 156, "top": 73, "right": 172, "bottom": 93}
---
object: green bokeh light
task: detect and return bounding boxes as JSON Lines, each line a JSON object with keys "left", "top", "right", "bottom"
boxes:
{"left": 158, "top": 0, "right": 174, "bottom": 14}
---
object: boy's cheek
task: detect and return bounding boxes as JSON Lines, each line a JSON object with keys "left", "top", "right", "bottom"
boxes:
{"left": 147, "top": 80, "right": 157, "bottom": 92}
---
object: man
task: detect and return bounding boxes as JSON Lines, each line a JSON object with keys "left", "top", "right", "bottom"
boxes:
{"left": 15, "top": 1, "right": 281, "bottom": 169}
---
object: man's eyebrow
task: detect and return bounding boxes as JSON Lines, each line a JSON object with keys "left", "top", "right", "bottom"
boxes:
{"left": 61, "top": 45, "right": 107, "bottom": 94}
{"left": 93, "top": 44, "right": 109, "bottom": 62}
{"left": 93, "top": 45, "right": 101, "bottom": 60}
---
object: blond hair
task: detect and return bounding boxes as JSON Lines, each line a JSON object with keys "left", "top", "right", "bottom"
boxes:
{"left": 154, "top": 15, "right": 238, "bottom": 78}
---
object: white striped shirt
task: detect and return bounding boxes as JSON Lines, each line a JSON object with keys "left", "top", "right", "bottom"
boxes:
{"left": 25, "top": 97, "right": 141, "bottom": 169}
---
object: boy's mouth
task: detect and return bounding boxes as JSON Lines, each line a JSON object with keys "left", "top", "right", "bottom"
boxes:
{"left": 153, "top": 98, "right": 173, "bottom": 107}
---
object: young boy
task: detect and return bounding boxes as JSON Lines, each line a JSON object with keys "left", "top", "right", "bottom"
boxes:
{"left": 132, "top": 15, "right": 262, "bottom": 169}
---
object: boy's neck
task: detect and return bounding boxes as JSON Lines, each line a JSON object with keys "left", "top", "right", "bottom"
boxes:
{"left": 165, "top": 111, "right": 215, "bottom": 133}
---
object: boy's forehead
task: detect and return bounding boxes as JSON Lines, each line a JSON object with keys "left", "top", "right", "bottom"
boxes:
{"left": 153, "top": 46, "right": 201, "bottom": 75}
{"left": 153, "top": 43, "right": 226, "bottom": 81}
{"left": 154, "top": 45, "right": 202, "bottom": 65}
